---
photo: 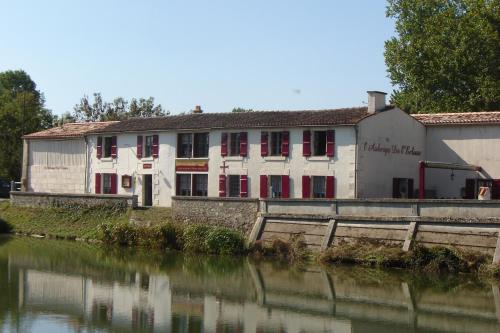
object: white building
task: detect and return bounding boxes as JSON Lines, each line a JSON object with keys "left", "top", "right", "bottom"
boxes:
{"left": 21, "top": 92, "right": 500, "bottom": 206}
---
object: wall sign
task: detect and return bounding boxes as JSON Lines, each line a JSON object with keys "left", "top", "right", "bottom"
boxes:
{"left": 175, "top": 159, "right": 209, "bottom": 172}
{"left": 143, "top": 163, "right": 152, "bottom": 169}
{"left": 362, "top": 142, "right": 421, "bottom": 156}
{"left": 121, "top": 175, "right": 132, "bottom": 188}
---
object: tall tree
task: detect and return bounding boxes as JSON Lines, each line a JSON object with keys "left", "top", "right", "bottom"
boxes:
{"left": 73, "top": 94, "right": 167, "bottom": 121}
{"left": 385, "top": 0, "right": 500, "bottom": 113}
{"left": 0, "top": 70, "right": 54, "bottom": 180}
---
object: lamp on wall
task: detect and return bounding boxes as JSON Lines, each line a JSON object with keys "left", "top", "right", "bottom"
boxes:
{"left": 450, "top": 170, "right": 455, "bottom": 181}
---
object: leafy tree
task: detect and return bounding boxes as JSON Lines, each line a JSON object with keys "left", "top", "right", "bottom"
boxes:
{"left": 231, "top": 107, "right": 254, "bottom": 113}
{"left": 73, "top": 93, "right": 167, "bottom": 121}
{"left": 385, "top": 0, "right": 500, "bottom": 113}
{"left": 0, "top": 70, "right": 54, "bottom": 180}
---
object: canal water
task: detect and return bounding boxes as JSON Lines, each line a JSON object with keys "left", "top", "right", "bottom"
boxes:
{"left": 0, "top": 236, "right": 499, "bottom": 333}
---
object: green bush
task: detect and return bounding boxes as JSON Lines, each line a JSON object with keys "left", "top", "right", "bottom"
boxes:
{"left": 205, "top": 227, "right": 246, "bottom": 255}
{"left": 101, "top": 222, "right": 184, "bottom": 249}
{"left": 183, "top": 224, "right": 210, "bottom": 253}
{"left": 100, "top": 223, "right": 137, "bottom": 246}
{"left": 0, "top": 218, "right": 12, "bottom": 234}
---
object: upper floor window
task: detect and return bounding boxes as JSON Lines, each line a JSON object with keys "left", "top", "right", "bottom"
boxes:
{"left": 144, "top": 135, "right": 154, "bottom": 158}
{"left": 270, "top": 132, "right": 283, "bottom": 156}
{"left": 178, "top": 133, "right": 209, "bottom": 158}
{"left": 313, "top": 131, "right": 327, "bottom": 156}
{"left": 230, "top": 133, "right": 241, "bottom": 156}
{"left": 103, "top": 137, "right": 113, "bottom": 158}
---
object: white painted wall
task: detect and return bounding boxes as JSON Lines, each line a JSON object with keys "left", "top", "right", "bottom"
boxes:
{"left": 425, "top": 125, "right": 500, "bottom": 198}
{"left": 27, "top": 139, "right": 87, "bottom": 194}
{"left": 209, "top": 127, "right": 357, "bottom": 199}
{"left": 356, "top": 108, "right": 426, "bottom": 198}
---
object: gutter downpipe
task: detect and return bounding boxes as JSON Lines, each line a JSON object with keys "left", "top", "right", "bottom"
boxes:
{"left": 354, "top": 125, "right": 359, "bottom": 198}
{"left": 84, "top": 135, "right": 89, "bottom": 194}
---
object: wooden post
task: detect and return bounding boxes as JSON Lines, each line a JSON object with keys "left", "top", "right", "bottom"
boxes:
{"left": 321, "top": 219, "right": 337, "bottom": 251}
{"left": 248, "top": 215, "right": 265, "bottom": 244}
{"left": 403, "top": 221, "right": 418, "bottom": 252}
{"left": 492, "top": 230, "right": 500, "bottom": 265}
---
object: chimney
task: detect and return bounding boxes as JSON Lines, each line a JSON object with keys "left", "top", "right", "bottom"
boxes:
{"left": 367, "top": 91, "right": 387, "bottom": 113}
{"left": 193, "top": 105, "right": 203, "bottom": 114}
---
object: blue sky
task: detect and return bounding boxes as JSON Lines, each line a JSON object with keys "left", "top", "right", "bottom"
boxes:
{"left": 0, "top": 0, "right": 395, "bottom": 116}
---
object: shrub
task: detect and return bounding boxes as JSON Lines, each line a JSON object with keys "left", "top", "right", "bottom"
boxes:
{"left": 205, "top": 227, "right": 246, "bottom": 255}
{"left": 101, "top": 222, "right": 184, "bottom": 249}
{"left": 183, "top": 224, "right": 210, "bottom": 253}
{"left": 100, "top": 223, "right": 137, "bottom": 246}
{"left": 0, "top": 218, "right": 12, "bottom": 234}
{"left": 250, "top": 234, "right": 310, "bottom": 263}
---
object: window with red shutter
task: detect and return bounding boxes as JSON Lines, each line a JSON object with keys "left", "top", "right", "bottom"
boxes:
{"left": 326, "top": 130, "right": 335, "bottom": 157}
{"left": 303, "top": 130, "right": 311, "bottom": 157}
{"left": 219, "top": 175, "right": 227, "bottom": 197}
{"left": 240, "top": 175, "right": 248, "bottom": 197}
{"left": 239, "top": 132, "right": 247, "bottom": 157}
{"left": 95, "top": 173, "right": 102, "bottom": 194}
{"left": 261, "top": 132, "right": 268, "bottom": 156}
{"left": 326, "top": 176, "right": 335, "bottom": 198}
{"left": 260, "top": 175, "right": 268, "bottom": 198}
{"left": 111, "top": 173, "right": 118, "bottom": 194}
{"left": 97, "top": 137, "right": 103, "bottom": 159}
{"left": 111, "top": 136, "right": 117, "bottom": 158}
{"left": 302, "top": 175, "right": 311, "bottom": 198}
{"left": 221, "top": 133, "right": 228, "bottom": 156}
{"left": 281, "top": 175, "right": 290, "bottom": 198}
{"left": 281, "top": 131, "right": 289, "bottom": 157}
{"left": 137, "top": 136, "right": 143, "bottom": 159}
{"left": 152, "top": 135, "right": 159, "bottom": 158}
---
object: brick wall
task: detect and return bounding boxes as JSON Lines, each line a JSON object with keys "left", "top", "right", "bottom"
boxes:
{"left": 171, "top": 197, "right": 259, "bottom": 235}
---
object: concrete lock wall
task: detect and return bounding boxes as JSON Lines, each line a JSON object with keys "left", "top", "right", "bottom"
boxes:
{"left": 10, "top": 191, "right": 137, "bottom": 209}
{"left": 171, "top": 196, "right": 259, "bottom": 235}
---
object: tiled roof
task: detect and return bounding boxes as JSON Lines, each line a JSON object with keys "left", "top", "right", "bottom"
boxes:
{"left": 89, "top": 107, "right": 370, "bottom": 134}
{"left": 413, "top": 111, "right": 500, "bottom": 125}
{"left": 23, "top": 121, "right": 118, "bottom": 139}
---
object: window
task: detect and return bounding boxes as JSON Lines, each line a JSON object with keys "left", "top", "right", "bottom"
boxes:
{"left": 103, "top": 174, "right": 113, "bottom": 194}
{"left": 193, "top": 133, "right": 209, "bottom": 157}
{"left": 312, "top": 176, "right": 326, "bottom": 198}
{"left": 228, "top": 175, "right": 240, "bottom": 197}
{"left": 177, "top": 174, "right": 191, "bottom": 196}
{"left": 313, "top": 131, "right": 327, "bottom": 156}
{"left": 270, "top": 175, "right": 282, "bottom": 198}
{"left": 178, "top": 134, "right": 192, "bottom": 158}
{"left": 103, "top": 137, "right": 113, "bottom": 158}
{"left": 230, "top": 133, "right": 241, "bottom": 156}
{"left": 270, "top": 132, "right": 283, "bottom": 156}
{"left": 144, "top": 136, "right": 153, "bottom": 158}
{"left": 193, "top": 174, "right": 208, "bottom": 196}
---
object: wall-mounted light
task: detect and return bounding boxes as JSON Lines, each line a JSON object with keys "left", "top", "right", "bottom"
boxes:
{"left": 450, "top": 170, "right": 455, "bottom": 181}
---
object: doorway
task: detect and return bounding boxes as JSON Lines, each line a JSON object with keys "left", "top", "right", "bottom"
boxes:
{"left": 143, "top": 175, "right": 153, "bottom": 206}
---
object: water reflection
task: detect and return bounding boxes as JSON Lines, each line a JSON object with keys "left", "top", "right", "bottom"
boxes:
{"left": 0, "top": 236, "right": 499, "bottom": 333}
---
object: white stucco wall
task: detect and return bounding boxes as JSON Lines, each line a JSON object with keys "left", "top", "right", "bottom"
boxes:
{"left": 27, "top": 139, "right": 87, "bottom": 194}
{"left": 209, "top": 127, "right": 357, "bottom": 199}
{"left": 425, "top": 125, "right": 500, "bottom": 198}
{"left": 87, "top": 132, "right": 177, "bottom": 206}
{"left": 356, "top": 108, "right": 426, "bottom": 198}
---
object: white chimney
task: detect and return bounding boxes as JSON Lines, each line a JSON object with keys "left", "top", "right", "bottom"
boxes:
{"left": 367, "top": 91, "right": 387, "bottom": 113}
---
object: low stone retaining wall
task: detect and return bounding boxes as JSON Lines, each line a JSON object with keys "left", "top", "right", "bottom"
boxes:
{"left": 171, "top": 196, "right": 259, "bottom": 235}
{"left": 10, "top": 191, "right": 137, "bottom": 209}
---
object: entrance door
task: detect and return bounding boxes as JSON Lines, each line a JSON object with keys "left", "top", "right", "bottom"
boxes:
{"left": 144, "top": 175, "right": 153, "bottom": 206}
{"left": 393, "top": 178, "right": 414, "bottom": 199}
{"left": 493, "top": 180, "right": 500, "bottom": 200}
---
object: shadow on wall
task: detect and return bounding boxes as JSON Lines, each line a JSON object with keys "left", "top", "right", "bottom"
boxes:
{"left": 0, "top": 218, "right": 12, "bottom": 234}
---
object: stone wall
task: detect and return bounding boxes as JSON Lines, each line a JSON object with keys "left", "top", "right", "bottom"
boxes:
{"left": 10, "top": 192, "right": 137, "bottom": 209}
{"left": 171, "top": 196, "right": 259, "bottom": 235}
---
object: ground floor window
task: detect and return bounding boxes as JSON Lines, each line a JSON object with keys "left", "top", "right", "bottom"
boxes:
{"left": 96, "top": 173, "right": 117, "bottom": 194}
{"left": 466, "top": 178, "right": 500, "bottom": 199}
{"left": 228, "top": 175, "right": 240, "bottom": 197}
{"left": 270, "top": 175, "right": 282, "bottom": 198}
{"left": 176, "top": 173, "right": 208, "bottom": 197}
{"left": 312, "top": 176, "right": 326, "bottom": 198}
{"left": 392, "top": 178, "right": 414, "bottom": 199}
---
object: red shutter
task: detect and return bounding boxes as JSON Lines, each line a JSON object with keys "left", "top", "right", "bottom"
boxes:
{"left": 95, "top": 173, "right": 102, "bottom": 194}
{"left": 219, "top": 175, "right": 227, "bottom": 197}
{"left": 326, "top": 176, "right": 335, "bottom": 198}
{"left": 221, "top": 133, "right": 228, "bottom": 156}
{"left": 240, "top": 175, "right": 248, "bottom": 197}
{"left": 240, "top": 132, "right": 248, "bottom": 157}
{"left": 260, "top": 175, "right": 268, "bottom": 198}
{"left": 281, "top": 175, "right": 290, "bottom": 198}
{"left": 302, "top": 175, "right": 311, "bottom": 198}
{"left": 281, "top": 131, "right": 289, "bottom": 157}
{"left": 111, "top": 136, "right": 117, "bottom": 158}
{"left": 152, "top": 134, "right": 159, "bottom": 158}
{"left": 303, "top": 130, "right": 311, "bottom": 157}
{"left": 111, "top": 173, "right": 118, "bottom": 194}
{"left": 136, "top": 136, "right": 143, "bottom": 159}
{"left": 326, "top": 130, "right": 335, "bottom": 157}
{"left": 261, "top": 132, "right": 268, "bottom": 156}
{"left": 97, "top": 136, "right": 102, "bottom": 159}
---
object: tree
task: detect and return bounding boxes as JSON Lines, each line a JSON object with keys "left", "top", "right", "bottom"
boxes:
{"left": 73, "top": 93, "right": 167, "bottom": 121}
{"left": 0, "top": 70, "right": 54, "bottom": 180}
{"left": 384, "top": 0, "right": 500, "bottom": 113}
{"left": 231, "top": 107, "right": 254, "bottom": 113}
